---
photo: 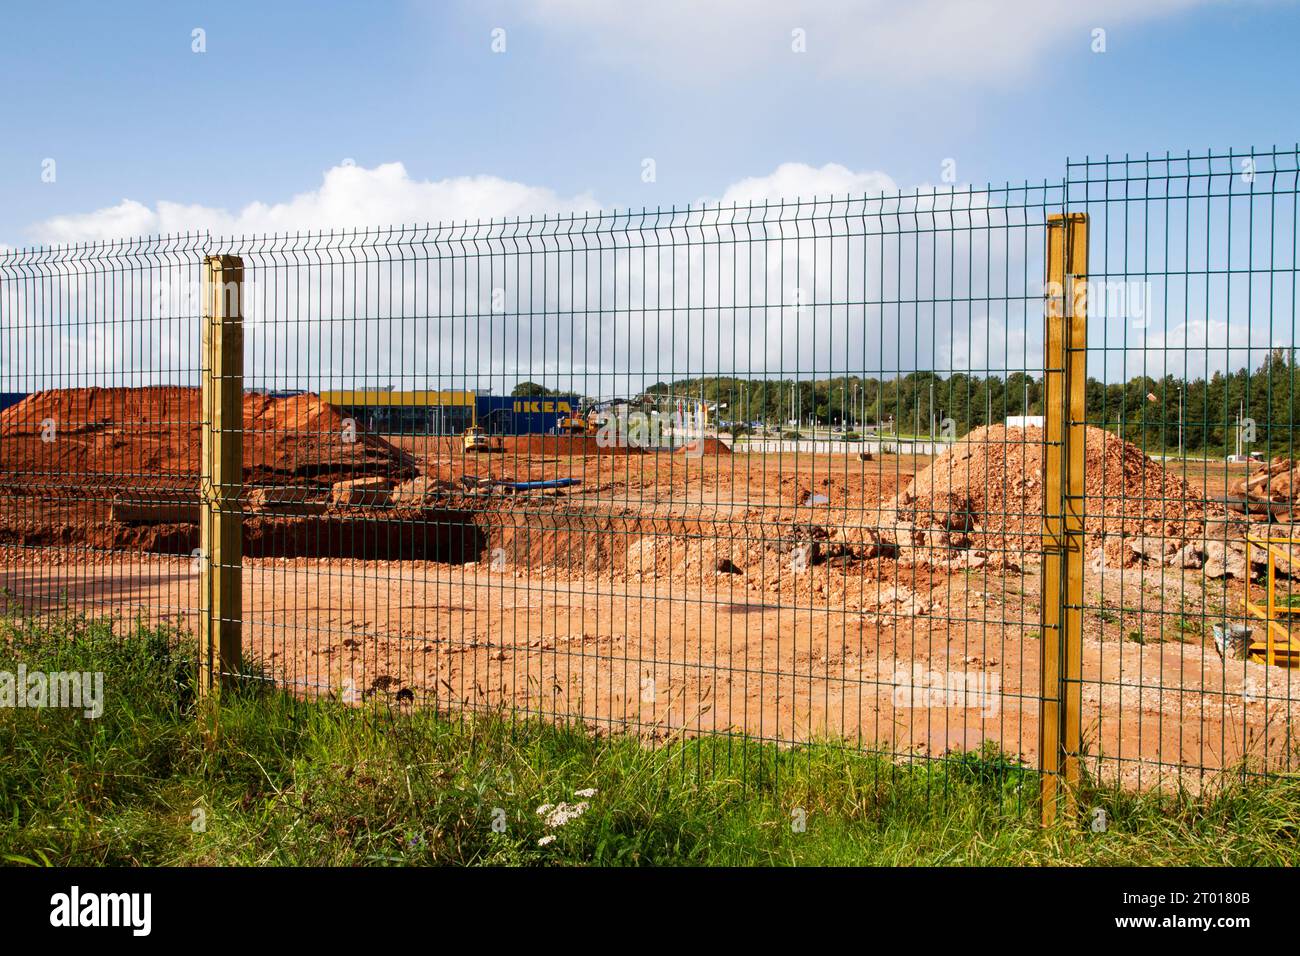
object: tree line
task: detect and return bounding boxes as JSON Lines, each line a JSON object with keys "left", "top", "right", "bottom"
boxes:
{"left": 632, "top": 349, "right": 1300, "bottom": 456}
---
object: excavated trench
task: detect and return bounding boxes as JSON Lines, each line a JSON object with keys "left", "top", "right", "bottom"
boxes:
{"left": 0, "top": 501, "right": 487, "bottom": 564}
{"left": 242, "top": 511, "right": 486, "bottom": 562}
{"left": 0, "top": 494, "right": 882, "bottom": 578}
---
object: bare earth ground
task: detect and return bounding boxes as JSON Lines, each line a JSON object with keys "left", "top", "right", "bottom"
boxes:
{"left": 4, "top": 448, "right": 1298, "bottom": 792}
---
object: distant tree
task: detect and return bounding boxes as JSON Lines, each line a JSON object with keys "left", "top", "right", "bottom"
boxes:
{"left": 603, "top": 362, "right": 1296, "bottom": 456}
{"left": 512, "top": 381, "right": 558, "bottom": 397}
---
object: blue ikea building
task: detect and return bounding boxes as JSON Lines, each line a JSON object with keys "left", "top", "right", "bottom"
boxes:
{"left": 476, "top": 395, "right": 581, "bottom": 435}
{"left": 0, "top": 390, "right": 580, "bottom": 435}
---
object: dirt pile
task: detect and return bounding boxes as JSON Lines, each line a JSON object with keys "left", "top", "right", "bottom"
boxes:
{"left": 0, "top": 386, "right": 415, "bottom": 487}
{"left": 678, "top": 437, "right": 732, "bottom": 456}
{"left": 614, "top": 515, "right": 945, "bottom": 611}
{"left": 882, "top": 425, "right": 1222, "bottom": 565}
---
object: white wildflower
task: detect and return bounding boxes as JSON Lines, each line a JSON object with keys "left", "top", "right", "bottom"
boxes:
{"left": 536, "top": 800, "right": 590, "bottom": 829}
{"left": 537, "top": 834, "right": 556, "bottom": 846}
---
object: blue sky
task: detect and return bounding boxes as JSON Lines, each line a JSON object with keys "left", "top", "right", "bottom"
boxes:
{"left": 1, "top": 0, "right": 1298, "bottom": 246}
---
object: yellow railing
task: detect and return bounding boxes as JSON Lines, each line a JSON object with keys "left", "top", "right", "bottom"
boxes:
{"left": 1242, "top": 533, "right": 1300, "bottom": 667}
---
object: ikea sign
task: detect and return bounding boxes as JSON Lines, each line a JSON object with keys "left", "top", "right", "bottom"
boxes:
{"left": 477, "top": 394, "right": 580, "bottom": 434}
{"left": 511, "top": 399, "right": 574, "bottom": 414}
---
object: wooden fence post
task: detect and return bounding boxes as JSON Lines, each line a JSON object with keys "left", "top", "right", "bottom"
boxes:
{"left": 199, "top": 255, "right": 244, "bottom": 695}
{"left": 1041, "top": 213, "right": 1087, "bottom": 825}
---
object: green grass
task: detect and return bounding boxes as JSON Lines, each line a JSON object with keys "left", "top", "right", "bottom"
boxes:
{"left": 2, "top": 609, "right": 1299, "bottom": 866}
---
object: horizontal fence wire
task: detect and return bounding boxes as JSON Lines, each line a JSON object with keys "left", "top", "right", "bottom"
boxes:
{"left": 4, "top": 148, "right": 1296, "bottom": 799}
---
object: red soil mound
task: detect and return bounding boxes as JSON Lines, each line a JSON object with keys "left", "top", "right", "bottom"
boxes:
{"left": 887, "top": 425, "right": 1218, "bottom": 552}
{"left": 678, "top": 437, "right": 732, "bottom": 455}
{"left": 0, "top": 386, "right": 415, "bottom": 488}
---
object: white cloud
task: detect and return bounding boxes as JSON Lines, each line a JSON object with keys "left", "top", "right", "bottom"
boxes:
{"left": 21, "top": 160, "right": 897, "bottom": 247}
{"left": 28, "top": 162, "right": 600, "bottom": 246}
{"left": 518, "top": 0, "right": 1220, "bottom": 85}
{"left": 8, "top": 159, "right": 917, "bottom": 393}
{"left": 718, "top": 162, "right": 897, "bottom": 204}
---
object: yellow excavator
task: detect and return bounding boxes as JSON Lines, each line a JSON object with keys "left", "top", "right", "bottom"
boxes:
{"left": 462, "top": 425, "right": 490, "bottom": 452}
{"left": 554, "top": 411, "right": 596, "bottom": 435}
{"left": 462, "top": 406, "right": 501, "bottom": 453}
{"left": 553, "top": 398, "right": 630, "bottom": 436}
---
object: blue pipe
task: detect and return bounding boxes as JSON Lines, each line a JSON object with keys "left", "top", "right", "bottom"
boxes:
{"left": 499, "top": 478, "right": 581, "bottom": 491}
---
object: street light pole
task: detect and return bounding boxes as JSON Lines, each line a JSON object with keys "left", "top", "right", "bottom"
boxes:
{"left": 1178, "top": 385, "right": 1184, "bottom": 458}
{"left": 929, "top": 382, "right": 935, "bottom": 444}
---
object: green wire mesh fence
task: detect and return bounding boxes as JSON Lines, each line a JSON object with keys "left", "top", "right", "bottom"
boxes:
{"left": 1070, "top": 148, "right": 1300, "bottom": 790}
{"left": 1, "top": 146, "right": 1297, "bottom": 799}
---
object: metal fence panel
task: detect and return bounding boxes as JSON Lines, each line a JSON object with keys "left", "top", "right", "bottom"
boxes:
{"left": 1067, "top": 148, "right": 1300, "bottom": 792}
{"left": 0, "top": 233, "right": 208, "bottom": 648}
{"left": 5, "top": 146, "right": 1298, "bottom": 804}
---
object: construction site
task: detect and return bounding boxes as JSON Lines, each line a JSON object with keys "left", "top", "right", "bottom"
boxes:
{"left": 2, "top": 381, "right": 1298, "bottom": 790}
{"left": 3, "top": 148, "right": 1300, "bottom": 808}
